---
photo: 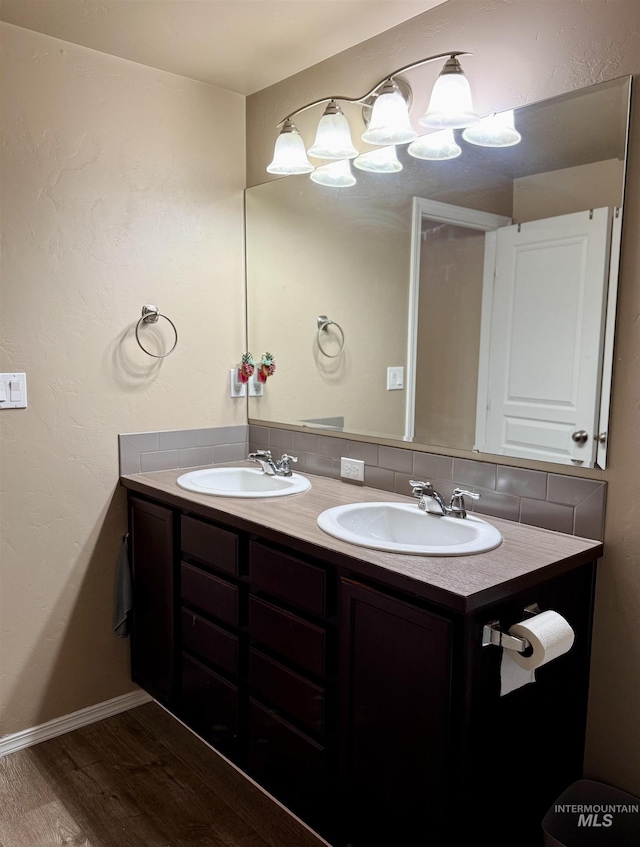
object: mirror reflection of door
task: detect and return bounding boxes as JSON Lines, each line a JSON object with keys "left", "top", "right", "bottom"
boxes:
{"left": 408, "top": 199, "right": 511, "bottom": 446}
{"left": 475, "top": 207, "right": 613, "bottom": 467}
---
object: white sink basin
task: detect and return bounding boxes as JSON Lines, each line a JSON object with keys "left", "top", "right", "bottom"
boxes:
{"left": 176, "top": 467, "right": 311, "bottom": 498}
{"left": 317, "top": 501, "right": 502, "bottom": 555}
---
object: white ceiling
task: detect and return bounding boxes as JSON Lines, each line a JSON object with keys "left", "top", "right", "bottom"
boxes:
{"left": 0, "top": 0, "right": 448, "bottom": 95}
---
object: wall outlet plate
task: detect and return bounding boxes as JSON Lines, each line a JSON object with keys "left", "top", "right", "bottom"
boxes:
{"left": 230, "top": 368, "right": 246, "bottom": 398}
{"left": 249, "top": 373, "right": 264, "bottom": 396}
{"left": 340, "top": 457, "right": 365, "bottom": 483}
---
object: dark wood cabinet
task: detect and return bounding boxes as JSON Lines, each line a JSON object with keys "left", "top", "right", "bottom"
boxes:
{"left": 249, "top": 697, "right": 328, "bottom": 830}
{"left": 128, "top": 496, "right": 176, "bottom": 703}
{"left": 176, "top": 514, "right": 244, "bottom": 760}
{"left": 181, "top": 652, "right": 240, "bottom": 756}
{"left": 126, "top": 490, "right": 597, "bottom": 847}
{"left": 338, "top": 578, "right": 453, "bottom": 846}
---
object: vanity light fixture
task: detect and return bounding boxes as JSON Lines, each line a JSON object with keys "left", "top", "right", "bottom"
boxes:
{"left": 419, "top": 55, "right": 478, "bottom": 129}
{"left": 307, "top": 100, "right": 359, "bottom": 159}
{"left": 461, "top": 109, "right": 522, "bottom": 147}
{"left": 310, "top": 159, "right": 357, "bottom": 188}
{"left": 267, "top": 51, "right": 478, "bottom": 175}
{"left": 407, "top": 128, "right": 462, "bottom": 161}
{"left": 266, "top": 119, "right": 314, "bottom": 174}
{"left": 360, "top": 79, "right": 417, "bottom": 146}
{"left": 353, "top": 145, "right": 403, "bottom": 173}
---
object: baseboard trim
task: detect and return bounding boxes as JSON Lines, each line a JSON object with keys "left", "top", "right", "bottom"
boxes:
{"left": 0, "top": 689, "right": 153, "bottom": 757}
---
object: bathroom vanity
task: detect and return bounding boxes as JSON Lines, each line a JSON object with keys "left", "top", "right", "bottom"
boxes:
{"left": 120, "top": 467, "right": 602, "bottom": 847}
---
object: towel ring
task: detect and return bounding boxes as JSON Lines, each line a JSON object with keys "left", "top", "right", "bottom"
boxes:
{"left": 135, "top": 305, "right": 178, "bottom": 358}
{"left": 317, "top": 315, "right": 345, "bottom": 358}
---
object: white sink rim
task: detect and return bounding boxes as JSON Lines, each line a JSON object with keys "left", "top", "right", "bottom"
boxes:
{"left": 176, "top": 466, "right": 311, "bottom": 498}
{"left": 316, "top": 501, "right": 502, "bottom": 556}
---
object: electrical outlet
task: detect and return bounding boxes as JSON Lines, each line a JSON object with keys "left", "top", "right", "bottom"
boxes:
{"left": 248, "top": 372, "right": 264, "bottom": 396}
{"left": 230, "top": 368, "right": 246, "bottom": 398}
{"left": 340, "top": 457, "right": 365, "bottom": 483}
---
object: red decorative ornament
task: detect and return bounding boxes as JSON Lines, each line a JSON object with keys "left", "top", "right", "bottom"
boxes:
{"left": 239, "top": 352, "right": 255, "bottom": 382}
{"left": 258, "top": 353, "right": 275, "bottom": 382}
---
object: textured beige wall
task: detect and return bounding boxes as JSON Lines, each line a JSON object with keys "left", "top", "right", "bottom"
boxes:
{"left": 513, "top": 159, "right": 625, "bottom": 222}
{"left": 414, "top": 223, "right": 485, "bottom": 449}
{"left": 246, "top": 1, "right": 640, "bottom": 796}
{"left": 0, "top": 23, "right": 245, "bottom": 736}
{"left": 246, "top": 177, "right": 409, "bottom": 439}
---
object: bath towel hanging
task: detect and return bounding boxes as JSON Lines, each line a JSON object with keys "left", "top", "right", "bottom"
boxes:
{"left": 113, "top": 532, "right": 133, "bottom": 638}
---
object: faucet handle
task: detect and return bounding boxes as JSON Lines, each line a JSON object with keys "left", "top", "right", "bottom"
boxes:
{"left": 449, "top": 488, "right": 480, "bottom": 518}
{"left": 249, "top": 449, "right": 272, "bottom": 459}
{"left": 277, "top": 453, "right": 298, "bottom": 475}
{"left": 409, "top": 479, "right": 433, "bottom": 498}
{"left": 452, "top": 488, "right": 480, "bottom": 501}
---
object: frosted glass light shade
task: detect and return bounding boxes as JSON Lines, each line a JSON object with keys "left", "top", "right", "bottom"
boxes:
{"left": 419, "top": 58, "right": 478, "bottom": 130}
{"left": 361, "top": 83, "right": 417, "bottom": 146}
{"left": 353, "top": 146, "right": 402, "bottom": 173}
{"left": 408, "top": 129, "right": 462, "bottom": 161}
{"left": 267, "top": 122, "right": 314, "bottom": 174}
{"left": 308, "top": 103, "right": 358, "bottom": 159}
{"left": 310, "top": 159, "right": 356, "bottom": 188}
{"left": 462, "top": 110, "right": 522, "bottom": 147}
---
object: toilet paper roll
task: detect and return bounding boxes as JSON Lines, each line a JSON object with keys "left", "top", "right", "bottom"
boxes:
{"left": 500, "top": 610, "right": 574, "bottom": 696}
{"left": 508, "top": 610, "right": 575, "bottom": 671}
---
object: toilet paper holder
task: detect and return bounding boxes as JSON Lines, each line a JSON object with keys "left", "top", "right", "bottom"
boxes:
{"left": 482, "top": 603, "right": 541, "bottom": 653}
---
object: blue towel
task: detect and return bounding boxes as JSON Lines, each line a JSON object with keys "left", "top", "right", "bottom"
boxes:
{"left": 113, "top": 533, "right": 132, "bottom": 638}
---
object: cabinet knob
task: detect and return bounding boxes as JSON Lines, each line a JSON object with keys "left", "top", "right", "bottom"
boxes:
{"left": 571, "top": 430, "right": 589, "bottom": 444}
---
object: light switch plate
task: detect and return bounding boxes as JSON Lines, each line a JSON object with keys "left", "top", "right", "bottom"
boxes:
{"left": 0, "top": 373, "right": 27, "bottom": 409}
{"left": 387, "top": 366, "right": 404, "bottom": 390}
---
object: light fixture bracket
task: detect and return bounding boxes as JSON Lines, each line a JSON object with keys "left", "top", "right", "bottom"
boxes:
{"left": 275, "top": 51, "right": 470, "bottom": 127}
{"left": 439, "top": 55, "right": 464, "bottom": 75}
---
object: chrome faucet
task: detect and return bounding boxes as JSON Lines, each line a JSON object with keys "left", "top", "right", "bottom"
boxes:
{"left": 248, "top": 450, "right": 298, "bottom": 477}
{"left": 409, "top": 480, "right": 480, "bottom": 518}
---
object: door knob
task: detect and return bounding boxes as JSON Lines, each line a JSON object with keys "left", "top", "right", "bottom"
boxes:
{"left": 571, "top": 430, "right": 589, "bottom": 444}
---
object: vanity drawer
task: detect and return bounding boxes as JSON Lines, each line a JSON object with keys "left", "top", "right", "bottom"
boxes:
{"left": 249, "top": 596, "right": 326, "bottom": 678}
{"left": 249, "top": 648, "right": 325, "bottom": 735}
{"left": 181, "top": 607, "right": 239, "bottom": 677}
{"left": 181, "top": 562, "right": 239, "bottom": 628}
{"left": 248, "top": 697, "right": 326, "bottom": 821}
{"left": 250, "top": 542, "right": 327, "bottom": 618}
{"left": 181, "top": 514, "right": 239, "bottom": 576}
{"left": 181, "top": 652, "right": 239, "bottom": 752}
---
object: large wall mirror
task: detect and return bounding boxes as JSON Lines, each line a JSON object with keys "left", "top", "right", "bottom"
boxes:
{"left": 246, "top": 76, "right": 631, "bottom": 469}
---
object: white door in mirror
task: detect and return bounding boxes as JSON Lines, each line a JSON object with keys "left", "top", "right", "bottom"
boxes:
{"left": 476, "top": 208, "right": 612, "bottom": 466}
{"left": 317, "top": 501, "right": 502, "bottom": 556}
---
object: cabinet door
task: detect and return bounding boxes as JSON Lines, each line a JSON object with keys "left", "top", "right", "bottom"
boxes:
{"left": 339, "top": 579, "right": 453, "bottom": 846}
{"left": 129, "top": 497, "right": 176, "bottom": 702}
{"left": 248, "top": 698, "right": 327, "bottom": 834}
{"left": 181, "top": 653, "right": 240, "bottom": 757}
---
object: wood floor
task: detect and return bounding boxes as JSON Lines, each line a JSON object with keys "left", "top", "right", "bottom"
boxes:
{"left": 0, "top": 703, "right": 329, "bottom": 847}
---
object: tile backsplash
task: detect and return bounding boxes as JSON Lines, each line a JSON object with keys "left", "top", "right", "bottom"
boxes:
{"left": 119, "top": 425, "right": 248, "bottom": 476}
{"left": 249, "top": 425, "right": 607, "bottom": 541}
{"left": 118, "top": 423, "right": 606, "bottom": 541}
